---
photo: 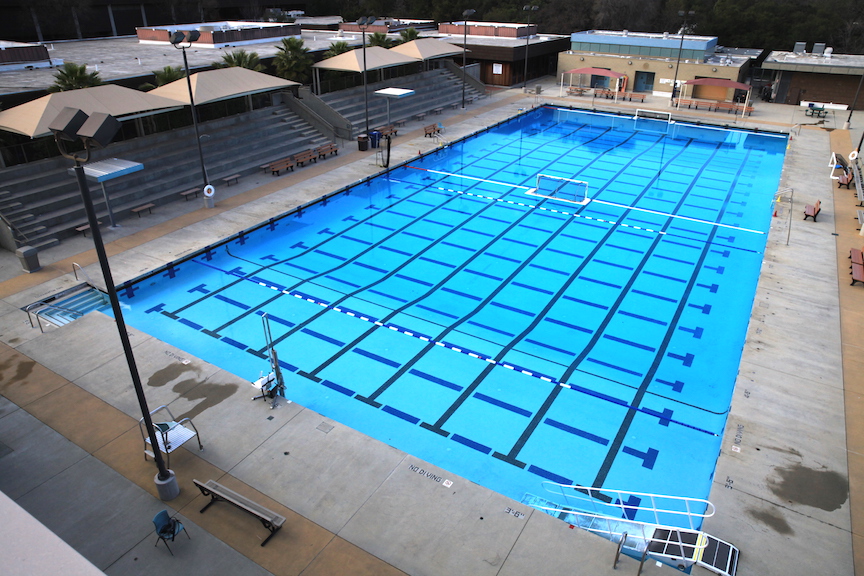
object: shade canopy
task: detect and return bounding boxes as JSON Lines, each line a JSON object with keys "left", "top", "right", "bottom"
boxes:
{"left": 389, "top": 39, "right": 464, "bottom": 61}
{"left": 684, "top": 77, "right": 750, "bottom": 91}
{"left": 0, "top": 85, "right": 183, "bottom": 138}
{"left": 312, "top": 46, "right": 420, "bottom": 73}
{"left": 564, "top": 67, "right": 626, "bottom": 78}
{"left": 150, "top": 67, "right": 299, "bottom": 105}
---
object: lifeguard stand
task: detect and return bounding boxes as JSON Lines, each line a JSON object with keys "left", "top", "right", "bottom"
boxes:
{"left": 139, "top": 405, "right": 203, "bottom": 468}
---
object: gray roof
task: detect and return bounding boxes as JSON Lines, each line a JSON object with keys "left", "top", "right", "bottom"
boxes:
{"left": 763, "top": 50, "right": 864, "bottom": 75}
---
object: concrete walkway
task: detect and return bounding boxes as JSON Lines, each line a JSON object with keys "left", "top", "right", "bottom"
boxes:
{"left": 0, "top": 83, "right": 861, "bottom": 576}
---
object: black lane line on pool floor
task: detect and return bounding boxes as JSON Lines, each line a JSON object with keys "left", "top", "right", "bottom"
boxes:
{"left": 198, "top": 123, "right": 602, "bottom": 349}
{"left": 589, "top": 146, "right": 755, "bottom": 489}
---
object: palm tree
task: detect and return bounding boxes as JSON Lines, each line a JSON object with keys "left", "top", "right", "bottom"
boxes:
{"left": 398, "top": 28, "right": 420, "bottom": 44}
{"left": 273, "top": 37, "right": 313, "bottom": 83}
{"left": 47, "top": 62, "right": 102, "bottom": 93}
{"left": 368, "top": 32, "right": 394, "bottom": 48}
{"left": 323, "top": 41, "right": 351, "bottom": 59}
{"left": 213, "top": 49, "right": 265, "bottom": 72}
{"left": 139, "top": 66, "right": 185, "bottom": 91}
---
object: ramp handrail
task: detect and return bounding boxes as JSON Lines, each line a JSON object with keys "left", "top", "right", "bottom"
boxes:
{"left": 540, "top": 481, "right": 715, "bottom": 530}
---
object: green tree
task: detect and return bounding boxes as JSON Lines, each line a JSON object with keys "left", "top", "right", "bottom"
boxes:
{"left": 138, "top": 65, "right": 185, "bottom": 91}
{"left": 47, "top": 62, "right": 102, "bottom": 92}
{"left": 368, "top": 32, "right": 394, "bottom": 48}
{"left": 273, "top": 37, "right": 313, "bottom": 83}
{"left": 213, "top": 49, "right": 265, "bottom": 72}
{"left": 398, "top": 27, "right": 420, "bottom": 44}
{"left": 323, "top": 41, "right": 352, "bottom": 59}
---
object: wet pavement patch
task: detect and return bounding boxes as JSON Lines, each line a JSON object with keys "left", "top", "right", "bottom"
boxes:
{"left": 769, "top": 462, "right": 848, "bottom": 511}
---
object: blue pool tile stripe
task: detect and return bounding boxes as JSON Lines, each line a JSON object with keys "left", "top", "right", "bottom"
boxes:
{"left": 322, "top": 379, "right": 354, "bottom": 396}
{"left": 544, "top": 418, "right": 609, "bottom": 445}
{"left": 451, "top": 434, "right": 492, "bottom": 454}
{"left": 474, "top": 393, "right": 532, "bottom": 417}
{"left": 490, "top": 301, "right": 535, "bottom": 317}
{"left": 409, "top": 369, "right": 463, "bottom": 391}
{"left": 353, "top": 348, "right": 401, "bottom": 368}
{"left": 527, "top": 464, "right": 572, "bottom": 485}
{"left": 382, "top": 405, "right": 420, "bottom": 424}
{"left": 214, "top": 294, "right": 250, "bottom": 310}
{"left": 301, "top": 328, "right": 345, "bottom": 347}
{"left": 221, "top": 337, "right": 249, "bottom": 350}
{"left": 179, "top": 318, "right": 203, "bottom": 330}
{"left": 466, "top": 320, "right": 515, "bottom": 337}
{"left": 524, "top": 338, "right": 575, "bottom": 357}
{"left": 603, "top": 334, "right": 657, "bottom": 352}
{"left": 544, "top": 317, "right": 593, "bottom": 334}
{"left": 415, "top": 304, "right": 458, "bottom": 319}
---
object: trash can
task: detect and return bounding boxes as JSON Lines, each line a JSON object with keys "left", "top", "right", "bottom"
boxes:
{"left": 536, "top": 85, "right": 543, "bottom": 95}
{"left": 369, "top": 131, "right": 381, "bottom": 149}
{"left": 357, "top": 134, "right": 369, "bottom": 151}
{"left": 15, "top": 245, "right": 41, "bottom": 273}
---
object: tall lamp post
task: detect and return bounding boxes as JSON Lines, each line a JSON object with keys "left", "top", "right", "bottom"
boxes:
{"left": 461, "top": 9, "right": 476, "bottom": 109}
{"left": 357, "top": 16, "right": 376, "bottom": 139}
{"left": 843, "top": 73, "right": 864, "bottom": 130}
{"left": 670, "top": 10, "right": 695, "bottom": 107}
{"left": 170, "top": 30, "right": 211, "bottom": 198}
{"left": 522, "top": 5, "right": 539, "bottom": 91}
{"left": 48, "top": 107, "right": 180, "bottom": 500}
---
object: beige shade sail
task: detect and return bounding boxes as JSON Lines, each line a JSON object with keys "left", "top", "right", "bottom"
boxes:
{"left": 312, "top": 46, "right": 420, "bottom": 73}
{"left": 389, "top": 39, "right": 464, "bottom": 60}
{"left": 150, "top": 67, "right": 299, "bottom": 105}
{"left": 0, "top": 85, "right": 185, "bottom": 138}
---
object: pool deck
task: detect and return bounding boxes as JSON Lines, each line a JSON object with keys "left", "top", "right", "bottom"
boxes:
{"left": 0, "top": 83, "right": 861, "bottom": 576}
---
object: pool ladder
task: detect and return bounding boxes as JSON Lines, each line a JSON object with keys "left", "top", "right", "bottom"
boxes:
{"left": 523, "top": 482, "right": 739, "bottom": 576}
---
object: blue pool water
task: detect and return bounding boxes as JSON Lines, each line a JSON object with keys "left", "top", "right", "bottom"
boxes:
{"left": 114, "top": 106, "right": 787, "bottom": 526}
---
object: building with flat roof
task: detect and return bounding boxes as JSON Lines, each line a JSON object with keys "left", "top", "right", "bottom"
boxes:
{"left": 558, "top": 29, "right": 758, "bottom": 99}
{"left": 136, "top": 21, "right": 300, "bottom": 49}
{"left": 762, "top": 45, "right": 864, "bottom": 109}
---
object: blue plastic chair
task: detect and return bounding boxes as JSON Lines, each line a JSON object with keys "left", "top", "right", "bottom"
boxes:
{"left": 152, "top": 510, "right": 189, "bottom": 555}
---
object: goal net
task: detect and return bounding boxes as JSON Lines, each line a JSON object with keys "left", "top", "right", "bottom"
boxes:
{"left": 526, "top": 174, "right": 590, "bottom": 205}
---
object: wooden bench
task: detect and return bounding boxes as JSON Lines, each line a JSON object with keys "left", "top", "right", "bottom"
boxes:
{"left": 269, "top": 157, "right": 295, "bottom": 175}
{"left": 424, "top": 124, "right": 441, "bottom": 137}
{"left": 377, "top": 125, "right": 397, "bottom": 138}
{"left": 735, "top": 104, "right": 754, "bottom": 116}
{"left": 131, "top": 203, "right": 155, "bottom": 217}
{"left": 851, "top": 247, "right": 863, "bottom": 267}
{"left": 432, "top": 107, "right": 444, "bottom": 115}
{"left": 449, "top": 102, "right": 459, "bottom": 109}
{"left": 76, "top": 221, "right": 101, "bottom": 237}
{"left": 714, "top": 101, "right": 737, "bottom": 113}
{"left": 222, "top": 174, "right": 240, "bottom": 186}
{"left": 853, "top": 262, "right": 864, "bottom": 286}
{"left": 838, "top": 171, "right": 853, "bottom": 189}
{"left": 315, "top": 143, "right": 338, "bottom": 159}
{"left": 293, "top": 149, "right": 316, "bottom": 167}
{"left": 803, "top": 199, "right": 821, "bottom": 221}
{"left": 567, "top": 87, "right": 589, "bottom": 96}
{"left": 394, "top": 118, "right": 408, "bottom": 127}
{"left": 622, "top": 92, "right": 645, "bottom": 102}
{"left": 180, "top": 188, "right": 200, "bottom": 201}
{"left": 193, "top": 479, "right": 285, "bottom": 546}
{"left": 414, "top": 112, "right": 427, "bottom": 121}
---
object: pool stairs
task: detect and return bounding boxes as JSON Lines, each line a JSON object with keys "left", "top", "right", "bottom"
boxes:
{"left": 522, "top": 483, "right": 738, "bottom": 576}
{"left": 23, "top": 284, "right": 108, "bottom": 331}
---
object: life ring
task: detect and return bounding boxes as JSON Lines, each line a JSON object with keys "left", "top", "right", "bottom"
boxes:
{"left": 203, "top": 185, "right": 215, "bottom": 198}
{"left": 851, "top": 150, "right": 859, "bottom": 161}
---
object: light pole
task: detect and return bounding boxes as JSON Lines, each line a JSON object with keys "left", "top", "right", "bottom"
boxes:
{"left": 843, "top": 73, "right": 863, "bottom": 130}
{"left": 522, "top": 5, "right": 538, "bottom": 91}
{"left": 170, "top": 30, "right": 211, "bottom": 196}
{"left": 670, "top": 11, "right": 695, "bottom": 107}
{"left": 461, "top": 9, "right": 475, "bottom": 109}
{"left": 357, "top": 16, "right": 375, "bottom": 139}
{"left": 48, "top": 107, "right": 180, "bottom": 501}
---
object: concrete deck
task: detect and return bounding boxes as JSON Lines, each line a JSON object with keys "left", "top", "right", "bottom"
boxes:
{"left": 1, "top": 83, "right": 861, "bottom": 576}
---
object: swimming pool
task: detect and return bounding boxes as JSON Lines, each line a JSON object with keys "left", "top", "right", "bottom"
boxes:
{"left": 115, "top": 106, "right": 787, "bottom": 527}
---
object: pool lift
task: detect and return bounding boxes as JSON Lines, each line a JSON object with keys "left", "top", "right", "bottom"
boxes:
{"left": 251, "top": 313, "right": 288, "bottom": 409}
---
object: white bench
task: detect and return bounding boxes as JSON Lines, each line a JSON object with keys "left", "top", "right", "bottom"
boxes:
{"left": 193, "top": 479, "right": 285, "bottom": 546}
